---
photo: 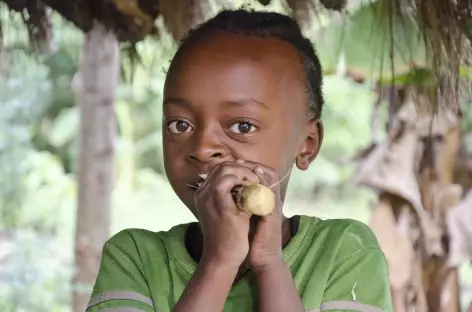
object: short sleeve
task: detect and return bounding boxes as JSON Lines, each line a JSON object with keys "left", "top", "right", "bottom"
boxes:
{"left": 321, "top": 221, "right": 393, "bottom": 312}
{"left": 86, "top": 230, "right": 154, "bottom": 312}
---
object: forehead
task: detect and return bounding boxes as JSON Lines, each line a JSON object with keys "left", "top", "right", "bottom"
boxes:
{"left": 164, "top": 34, "right": 306, "bottom": 110}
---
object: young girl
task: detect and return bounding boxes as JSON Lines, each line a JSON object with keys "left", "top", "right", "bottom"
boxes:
{"left": 87, "top": 9, "right": 392, "bottom": 312}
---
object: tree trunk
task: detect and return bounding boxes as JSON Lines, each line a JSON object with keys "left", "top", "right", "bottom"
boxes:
{"left": 71, "top": 22, "right": 120, "bottom": 312}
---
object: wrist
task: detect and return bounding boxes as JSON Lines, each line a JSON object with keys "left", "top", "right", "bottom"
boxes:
{"left": 199, "top": 256, "right": 241, "bottom": 276}
{"left": 252, "top": 257, "right": 286, "bottom": 276}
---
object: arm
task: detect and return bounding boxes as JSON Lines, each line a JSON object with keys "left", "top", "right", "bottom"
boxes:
{"left": 173, "top": 258, "right": 239, "bottom": 312}
{"left": 255, "top": 260, "right": 304, "bottom": 312}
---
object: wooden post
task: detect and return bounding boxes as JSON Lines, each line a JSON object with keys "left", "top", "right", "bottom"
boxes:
{"left": 71, "top": 22, "right": 120, "bottom": 312}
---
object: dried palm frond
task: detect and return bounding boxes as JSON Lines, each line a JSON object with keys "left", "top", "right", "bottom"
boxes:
{"left": 160, "top": 0, "right": 211, "bottom": 42}
{"left": 0, "top": 17, "right": 8, "bottom": 72}
{"left": 257, "top": 0, "right": 272, "bottom": 5}
{"left": 391, "top": 0, "right": 472, "bottom": 112}
{"left": 287, "top": 0, "right": 319, "bottom": 30}
{"left": 319, "top": 0, "right": 347, "bottom": 11}
{"left": 23, "top": 0, "right": 53, "bottom": 54}
{"left": 1, "top": 0, "right": 470, "bottom": 114}
{"left": 2, "top": 0, "right": 53, "bottom": 54}
{"left": 39, "top": 0, "right": 159, "bottom": 42}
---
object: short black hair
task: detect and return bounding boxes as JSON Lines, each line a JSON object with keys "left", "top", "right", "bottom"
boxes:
{"left": 170, "top": 9, "right": 324, "bottom": 120}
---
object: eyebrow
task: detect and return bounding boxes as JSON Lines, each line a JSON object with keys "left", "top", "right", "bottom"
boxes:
{"left": 163, "top": 97, "right": 189, "bottom": 106}
{"left": 223, "top": 98, "right": 268, "bottom": 109}
{"left": 163, "top": 97, "right": 268, "bottom": 109}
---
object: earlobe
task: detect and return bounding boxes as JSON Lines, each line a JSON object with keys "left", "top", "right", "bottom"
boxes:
{"left": 296, "top": 119, "right": 323, "bottom": 171}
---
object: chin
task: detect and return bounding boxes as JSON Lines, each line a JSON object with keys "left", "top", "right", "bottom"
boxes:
{"left": 175, "top": 188, "right": 198, "bottom": 216}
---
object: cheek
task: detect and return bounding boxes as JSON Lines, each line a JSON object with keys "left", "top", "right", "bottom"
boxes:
{"left": 249, "top": 140, "right": 293, "bottom": 172}
{"left": 267, "top": 121, "right": 300, "bottom": 160}
{"left": 163, "top": 142, "right": 187, "bottom": 179}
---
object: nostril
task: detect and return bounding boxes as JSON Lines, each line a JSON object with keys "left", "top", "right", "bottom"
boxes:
{"left": 187, "top": 151, "right": 225, "bottom": 163}
{"left": 212, "top": 152, "right": 223, "bottom": 159}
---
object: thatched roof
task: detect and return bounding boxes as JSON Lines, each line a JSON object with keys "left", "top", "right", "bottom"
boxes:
{"left": 1, "top": 0, "right": 471, "bottom": 109}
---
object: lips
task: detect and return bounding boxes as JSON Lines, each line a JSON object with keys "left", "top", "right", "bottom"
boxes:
{"left": 187, "top": 173, "right": 208, "bottom": 189}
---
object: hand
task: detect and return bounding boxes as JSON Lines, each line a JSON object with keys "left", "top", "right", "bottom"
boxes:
{"left": 235, "top": 160, "right": 285, "bottom": 273}
{"left": 194, "top": 162, "right": 261, "bottom": 268}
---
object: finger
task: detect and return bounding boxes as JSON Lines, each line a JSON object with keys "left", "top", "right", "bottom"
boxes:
{"left": 213, "top": 163, "right": 260, "bottom": 185}
{"left": 235, "top": 159, "right": 279, "bottom": 185}
{"left": 201, "top": 161, "right": 232, "bottom": 188}
{"left": 214, "top": 174, "right": 247, "bottom": 214}
{"left": 252, "top": 166, "right": 271, "bottom": 187}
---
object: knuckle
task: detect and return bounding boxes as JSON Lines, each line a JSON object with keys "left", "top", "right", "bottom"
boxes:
{"left": 257, "top": 165, "right": 278, "bottom": 180}
{"left": 215, "top": 174, "right": 237, "bottom": 192}
{"left": 214, "top": 162, "right": 236, "bottom": 177}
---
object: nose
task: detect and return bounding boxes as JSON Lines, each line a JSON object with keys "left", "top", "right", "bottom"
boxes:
{"left": 187, "top": 129, "right": 229, "bottom": 164}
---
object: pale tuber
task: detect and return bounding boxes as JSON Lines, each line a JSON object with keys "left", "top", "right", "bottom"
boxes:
{"left": 234, "top": 183, "right": 276, "bottom": 216}
{"left": 194, "top": 174, "right": 276, "bottom": 216}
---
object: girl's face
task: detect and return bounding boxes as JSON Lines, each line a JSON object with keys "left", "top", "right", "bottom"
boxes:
{"left": 162, "top": 34, "right": 322, "bottom": 214}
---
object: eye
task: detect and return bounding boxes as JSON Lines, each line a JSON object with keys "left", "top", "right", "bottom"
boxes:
{"left": 167, "top": 120, "right": 193, "bottom": 134}
{"left": 230, "top": 122, "right": 258, "bottom": 134}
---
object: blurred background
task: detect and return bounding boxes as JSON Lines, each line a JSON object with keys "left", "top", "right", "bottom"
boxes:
{"left": 0, "top": 0, "right": 471, "bottom": 311}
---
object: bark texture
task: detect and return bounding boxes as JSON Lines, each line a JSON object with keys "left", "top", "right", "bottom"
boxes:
{"left": 71, "top": 22, "right": 120, "bottom": 312}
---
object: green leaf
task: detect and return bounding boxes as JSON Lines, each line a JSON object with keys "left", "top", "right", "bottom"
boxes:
{"left": 43, "top": 48, "right": 77, "bottom": 80}
{"left": 460, "top": 65, "right": 472, "bottom": 82}
{"left": 48, "top": 106, "right": 79, "bottom": 148}
{"left": 378, "top": 67, "right": 435, "bottom": 86}
{"left": 314, "top": 0, "right": 427, "bottom": 79}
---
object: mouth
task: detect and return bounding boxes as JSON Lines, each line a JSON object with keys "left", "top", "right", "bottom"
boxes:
{"left": 186, "top": 173, "right": 244, "bottom": 201}
{"left": 187, "top": 173, "right": 208, "bottom": 190}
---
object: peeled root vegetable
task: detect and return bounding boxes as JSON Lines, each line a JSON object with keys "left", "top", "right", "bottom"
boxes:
{"left": 233, "top": 183, "right": 276, "bottom": 216}
{"left": 197, "top": 174, "right": 276, "bottom": 216}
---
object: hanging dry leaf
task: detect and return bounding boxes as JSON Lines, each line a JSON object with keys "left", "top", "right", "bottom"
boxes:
{"left": 353, "top": 125, "right": 423, "bottom": 212}
{"left": 446, "top": 188, "right": 472, "bottom": 267}
{"left": 397, "top": 88, "right": 459, "bottom": 138}
{"left": 432, "top": 184, "right": 463, "bottom": 228}
{"left": 369, "top": 194, "right": 414, "bottom": 290}
{"left": 353, "top": 114, "right": 444, "bottom": 256}
{"left": 399, "top": 204, "right": 429, "bottom": 312}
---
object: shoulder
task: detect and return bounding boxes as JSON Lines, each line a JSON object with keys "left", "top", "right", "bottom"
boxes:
{"left": 323, "top": 218, "right": 380, "bottom": 247}
{"left": 103, "top": 222, "right": 192, "bottom": 263}
{"left": 311, "top": 217, "right": 380, "bottom": 246}
{"left": 301, "top": 216, "right": 384, "bottom": 261}
{"left": 104, "top": 227, "right": 161, "bottom": 253}
{"left": 301, "top": 218, "right": 392, "bottom": 311}
{"left": 302, "top": 216, "right": 379, "bottom": 245}
{"left": 88, "top": 223, "right": 194, "bottom": 311}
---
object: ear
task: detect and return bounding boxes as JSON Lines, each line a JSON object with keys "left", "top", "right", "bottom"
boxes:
{"left": 295, "top": 119, "right": 323, "bottom": 171}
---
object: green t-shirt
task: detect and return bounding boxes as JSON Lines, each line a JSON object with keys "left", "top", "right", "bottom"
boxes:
{"left": 87, "top": 215, "right": 393, "bottom": 312}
